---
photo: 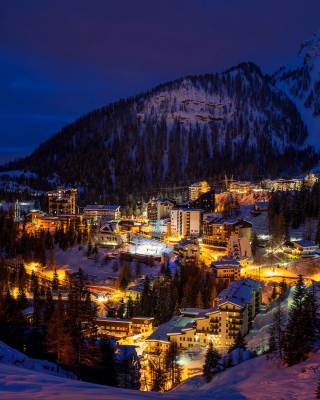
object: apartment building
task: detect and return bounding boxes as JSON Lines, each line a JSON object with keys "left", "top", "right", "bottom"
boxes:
{"left": 189, "top": 181, "right": 211, "bottom": 201}
{"left": 146, "top": 278, "right": 263, "bottom": 352}
{"left": 202, "top": 217, "right": 252, "bottom": 246}
{"left": 96, "top": 316, "right": 154, "bottom": 339}
{"left": 83, "top": 205, "right": 121, "bottom": 221}
{"left": 211, "top": 259, "right": 242, "bottom": 281}
{"left": 47, "top": 186, "right": 77, "bottom": 216}
{"left": 170, "top": 208, "right": 203, "bottom": 239}
{"left": 227, "top": 235, "right": 252, "bottom": 260}
{"left": 188, "top": 189, "right": 215, "bottom": 212}
{"left": 147, "top": 198, "right": 175, "bottom": 224}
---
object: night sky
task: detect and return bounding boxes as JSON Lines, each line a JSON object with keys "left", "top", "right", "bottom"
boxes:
{"left": 1, "top": 0, "right": 320, "bottom": 165}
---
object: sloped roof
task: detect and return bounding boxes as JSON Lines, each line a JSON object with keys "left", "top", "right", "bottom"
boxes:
{"left": 146, "top": 316, "right": 194, "bottom": 342}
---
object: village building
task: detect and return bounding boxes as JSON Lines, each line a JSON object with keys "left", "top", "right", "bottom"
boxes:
{"left": 227, "top": 235, "right": 252, "bottom": 260}
{"left": 83, "top": 205, "right": 121, "bottom": 221}
{"left": 254, "top": 201, "right": 269, "bottom": 211}
{"left": 25, "top": 210, "right": 46, "bottom": 224}
{"left": 189, "top": 181, "right": 211, "bottom": 201}
{"left": 170, "top": 208, "right": 203, "bottom": 239}
{"left": 202, "top": 217, "right": 252, "bottom": 246}
{"left": 47, "top": 186, "right": 77, "bottom": 216}
{"left": 282, "top": 239, "right": 318, "bottom": 257}
{"left": 228, "top": 181, "right": 259, "bottom": 193}
{"left": 188, "top": 189, "right": 215, "bottom": 212}
{"left": 146, "top": 278, "right": 263, "bottom": 352}
{"left": 147, "top": 198, "right": 175, "bottom": 224}
{"left": 211, "top": 259, "right": 242, "bottom": 281}
{"left": 37, "top": 216, "right": 60, "bottom": 229}
{"left": 96, "top": 223, "right": 123, "bottom": 248}
{"left": 96, "top": 316, "right": 154, "bottom": 340}
{"left": 179, "top": 243, "right": 201, "bottom": 267}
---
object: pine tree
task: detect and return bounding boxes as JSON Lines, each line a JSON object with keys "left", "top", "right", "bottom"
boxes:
{"left": 316, "top": 375, "right": 320, "bottom": 399}
{"left": 196, "top": 291, "right": 204, "bottom": 308}
{"left": 229, "top": 331, "right": 247, "bottom": 353}
{"left": 52, "top": 268, "right": 59, "bottom": 291}
{"left": 100, "top": 340, "right": 118, "bottom": 387}
{"left": 284, "top": 275, "right": 311, "bottom": 366}
{"left": 43, "top": 287, "right": 55, "bottom": 325}
{"left": 165, "top": 343, "right": 183, "bottom": 388}
{"left": 49, "top": 247, "right": 56, "bottom": 271}
{"left": 202, "top": 342, "right": 221, "bottom": 383}
{"left": 251, "top": 232, "right": 259, "bottom": 256}
{"left": 46, "top": 292, "right": 66, "bottom": 372}
{"left": 267, "top": 304, "right": 285, "bottom": 360}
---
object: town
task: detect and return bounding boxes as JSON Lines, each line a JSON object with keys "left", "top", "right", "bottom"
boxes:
{"left": 1, "top": 170, "right": 320, "bottom": 392}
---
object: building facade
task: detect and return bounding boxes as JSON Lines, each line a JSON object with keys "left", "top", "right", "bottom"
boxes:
{"left": 96, "top": 316, "right": 154, "bottom": 340}
{"left": 170, "top": 208, "right": 203, "bottom": 239}
{"left": 47, "top": 186, "right": 77, "bottom": 216}
{"left": 189, "top": 181, "right": 211, "bottom": 201}
{"left": 83, "top": 205, "right": 121, "bottom": 221}
{"left": 147, "top": 198, "right": 175, "bottom": 224}
{"left": 211, "top": 259, "right": 242, "bottom": 281}
{"left": 202, "top": 217, "right": 252, "bottom": 246}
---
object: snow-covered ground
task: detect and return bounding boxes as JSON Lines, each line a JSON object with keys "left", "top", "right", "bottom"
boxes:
{"left": 0, "top": 362, "right": 206, "bottom": 400}
{"left": 174, "top": 350, "right": 320, "bottom": 400}
{"left": 0, "top": 340, "right": 73, "bottom": 380}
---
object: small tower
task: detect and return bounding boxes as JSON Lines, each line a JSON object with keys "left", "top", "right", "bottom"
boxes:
{"left": 14, "top": 200, "right": 20, "bottom": 222}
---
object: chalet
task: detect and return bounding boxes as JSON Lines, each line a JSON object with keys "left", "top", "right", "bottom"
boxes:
{"left": 96, "top": 316, "right": 154, "bottom": 339}
{"left": 96, "top": 223, "right": 123, "bottom": 248}
{"left": 283, "top": 240, "right": 317, "bottom": 257}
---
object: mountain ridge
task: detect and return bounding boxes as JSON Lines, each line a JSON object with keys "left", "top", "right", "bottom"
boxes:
{"left": 7, "top": 39, "right": 320, "bottom": 202}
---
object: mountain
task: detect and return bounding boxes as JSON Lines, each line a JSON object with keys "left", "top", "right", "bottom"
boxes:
{"left": 9, "top": 61, "right": 319, "bottom": 203}
{"left": 272, "top": 30, "right": 320, "bottom": 146}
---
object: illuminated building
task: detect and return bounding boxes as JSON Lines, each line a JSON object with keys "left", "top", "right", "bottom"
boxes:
{"left": 202, "top": 217, "right": 252, "bottom": 246}
{"left": 170, "top": 208, "right": 203, "bottom": 239}
{"left": 96, "top": 223, "right": 123, "bottom": 248}
{"left": 211, "top": 258, "right": 241, "bottom": 281}
{"left": 147, "top": 279, "right": 263, "bottom": 352}
{"left": 96, "top": 316, "right": 154, "bottom": 339}
{"left": 188, "top": 189, "right": 215, "bottom": 212}
{"left": 47, "top": 186, "right": 77, "bottom": 216}
{"left": 282, "top": 239, "right": 317, "bottom": 257}
{"left": 189, "top": 181, "right": 211, "bottom": 201}
{"left": 228, "top": 181, "right": 259, "bottom": 193}
{"left": 83, "top": 205, "right": 121, "bottom": 221}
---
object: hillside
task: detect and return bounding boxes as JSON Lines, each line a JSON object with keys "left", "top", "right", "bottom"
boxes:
{"left": 9, "top": 62, "right": 318, "bottom": 202}
{"left": 272, "top": 30, "right": 320, "bottom": 146}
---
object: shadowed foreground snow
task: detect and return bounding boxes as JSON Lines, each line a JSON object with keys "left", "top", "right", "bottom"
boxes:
{"left": 1, "top": 349, "right": 320, "bottom": 400}
{"left": 174, "top": 350, "right": 320, "bottom": 400}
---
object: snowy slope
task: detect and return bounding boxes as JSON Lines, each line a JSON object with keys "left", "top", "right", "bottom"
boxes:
{"left": 174, "top": 350, "right": 320, "bottom": 400}
{"left": 272, "top": 30, "right": 320, "bottom": 147}
{"left": 2, "top": 347, "right": 320, "bottom": 399}
{"left": 0, "top": 362, "right": 207, "bottom": 400}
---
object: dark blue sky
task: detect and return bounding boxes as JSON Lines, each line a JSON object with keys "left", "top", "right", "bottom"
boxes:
{"left": 1, "top": 0, "right": 320, "bottom": 165}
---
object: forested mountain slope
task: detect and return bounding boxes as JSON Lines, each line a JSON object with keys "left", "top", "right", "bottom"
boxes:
{"left": 10, "top": 62, "right": 319, "bottom": 200}
{"left": 272, "top": 30, "right": 320, "bottom": 145}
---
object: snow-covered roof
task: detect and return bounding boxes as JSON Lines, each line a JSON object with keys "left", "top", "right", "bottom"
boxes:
{"left": 84, "top": 205, "right": 120, "bottom": 211}
{"left": 255, "top": 201, "right": 269, "bottom": 206}
{"left": 216, "top": 278, "right": 264, "bottom": 307}
{"left": 146, "top": 316, "right": 194, "bottom": 343}
{"left": 212, "top": 260, "right": 242, "bottom": 269}
{"left": 292, "top": 239, "right": 317, "bottom": 248}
